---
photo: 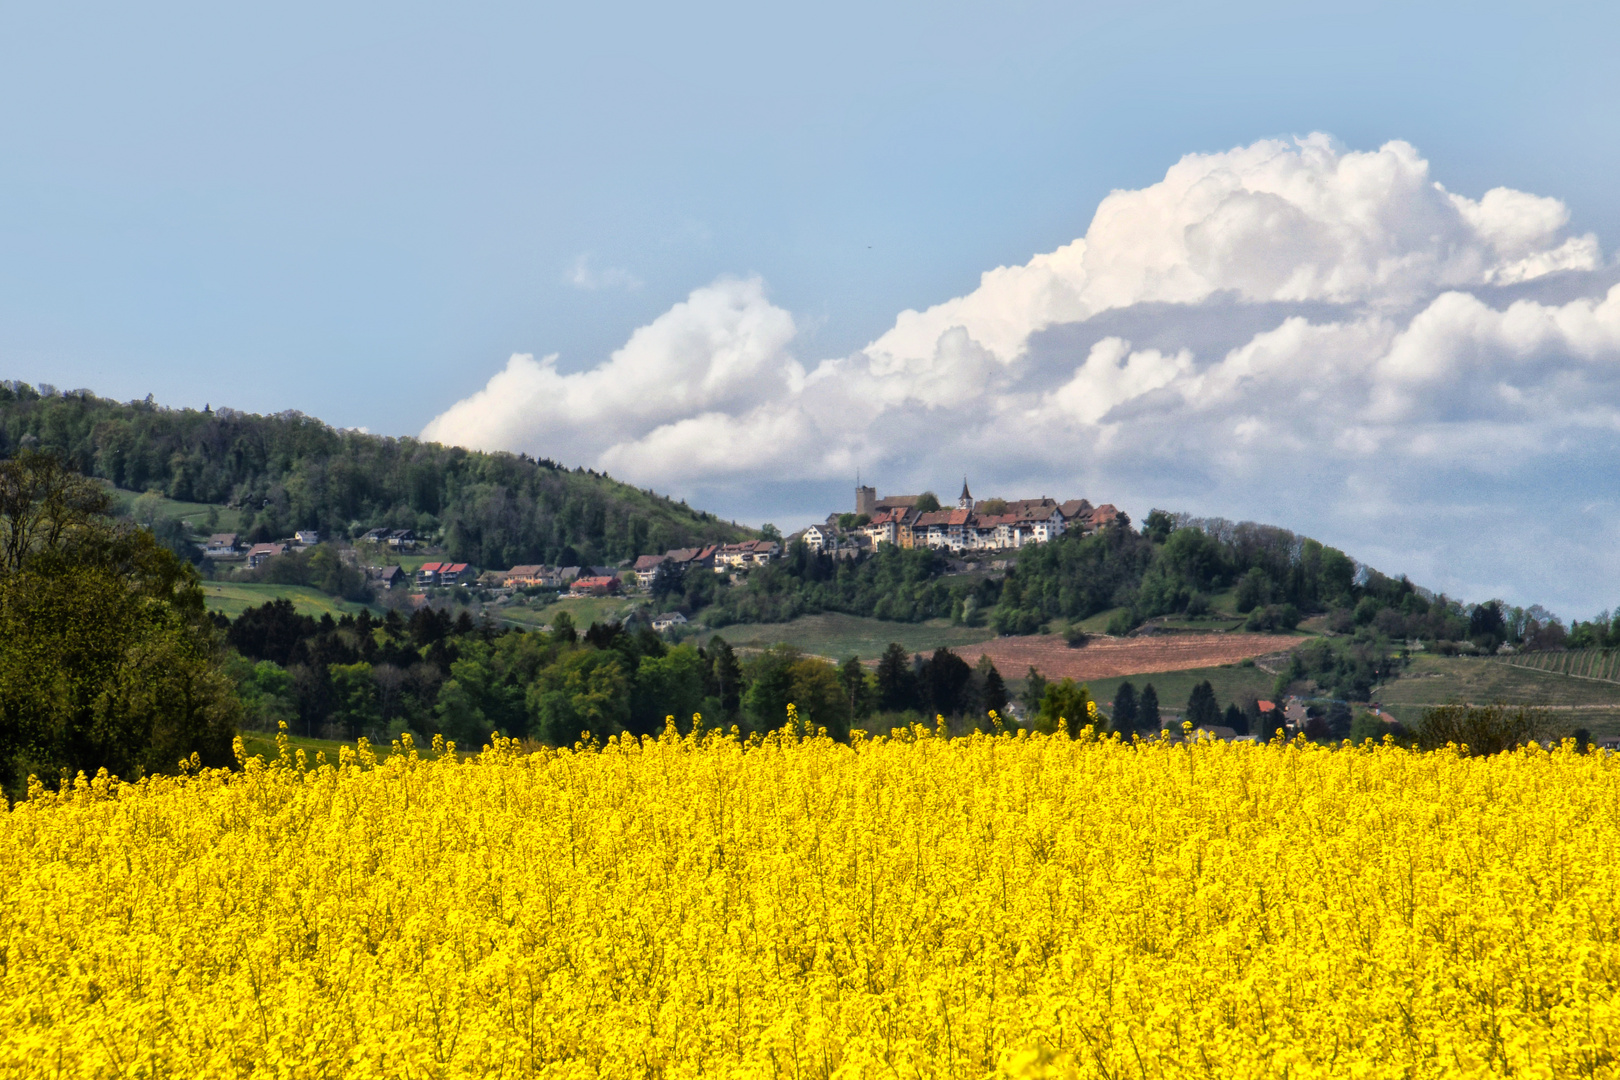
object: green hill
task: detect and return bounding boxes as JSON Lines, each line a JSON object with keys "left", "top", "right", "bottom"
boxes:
{"left": 0, "top": 382, "right": 752, "bottom": 568}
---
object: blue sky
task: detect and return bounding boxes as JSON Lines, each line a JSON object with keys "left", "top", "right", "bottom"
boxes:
{"left": 5, "top": 1, "right": 1620, "bottom": 615}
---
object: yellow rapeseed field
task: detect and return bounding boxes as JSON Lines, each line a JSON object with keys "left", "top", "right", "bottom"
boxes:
{"left": 2, "top": 713, "right": 1618, "bottom": 1079}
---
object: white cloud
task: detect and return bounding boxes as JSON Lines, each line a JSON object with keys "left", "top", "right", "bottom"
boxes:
{"left": 427, "top": 134, "right": 1620, "bottom": 614}
{"left": 566, "top": 253, "right": 643, "bottom": 290}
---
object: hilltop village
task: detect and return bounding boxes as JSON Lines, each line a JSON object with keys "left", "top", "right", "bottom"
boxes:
{"left": 802, "top": 481, "right": 1124, "bottom": 558}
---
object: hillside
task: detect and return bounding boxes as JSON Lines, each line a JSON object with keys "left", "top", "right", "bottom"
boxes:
{"left": 0, "top": 382, "right": 752, "bottom": 568}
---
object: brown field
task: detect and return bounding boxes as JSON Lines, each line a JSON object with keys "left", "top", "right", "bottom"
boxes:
{"left": 952, "top": 632, "right": 1306, "bottom": 681}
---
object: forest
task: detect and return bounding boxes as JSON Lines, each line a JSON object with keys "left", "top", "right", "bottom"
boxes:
{"left": 0, "top": 382, "right": 751, "bottom": 568}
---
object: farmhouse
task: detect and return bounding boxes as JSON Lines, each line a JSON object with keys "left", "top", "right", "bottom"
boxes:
{"left": 204, "top": 533, "right": 241, "bottom": 559}
{"left": 651, "top": 611, "right": 688, "bottom": 633}
{"left": 245, "top": 542, "right": 287, "bottom": 569}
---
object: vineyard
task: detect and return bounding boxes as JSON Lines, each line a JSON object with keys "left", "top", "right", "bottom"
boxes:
{"left": 1502, "top": 648, "right": 1620, "bottom": 683}
{"left": 3, "top": 723, "right": 1617, "bottom": 1077}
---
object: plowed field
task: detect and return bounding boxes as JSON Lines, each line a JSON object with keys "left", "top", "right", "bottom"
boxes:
{"left": 952, "top": 632, "right": 1305, "bottom": 681}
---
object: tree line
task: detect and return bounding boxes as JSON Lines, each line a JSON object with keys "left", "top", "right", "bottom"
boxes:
{"left": 0, "top": 382, "right": 750, "bottom": 569}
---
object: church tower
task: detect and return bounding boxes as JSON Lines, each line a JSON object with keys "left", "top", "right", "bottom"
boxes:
{"left": 957, "top": 477, "right": 974, "bottom": 511}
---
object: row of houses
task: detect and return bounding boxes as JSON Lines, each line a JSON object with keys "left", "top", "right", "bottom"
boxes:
{"left": 205, "top": 531, "right": 322, "bottom": 568}
{"left": 630, "top": 540, "right": 783, "bottom": 588}
{"left": 805, "top": 482, "right": 1124, "bottom": 555}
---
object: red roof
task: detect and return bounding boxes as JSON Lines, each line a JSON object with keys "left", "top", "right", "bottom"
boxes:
{"left": 1258, "top": 700, "right": 1276, "bottom": 712}
{"left": 444, "top": 563, "right": 469, "bottom": 574}
{"left": 420, "top": 562, "right": 443, "bottom": 573}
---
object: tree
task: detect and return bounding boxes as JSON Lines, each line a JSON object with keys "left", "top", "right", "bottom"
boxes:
{"left": 1138, "top": 684, "right": 1161, "bottom": 731}
{"left": 650, "top": 560, "right": 686, "bottom": 600}
{"left": 0, "top": 453, "right": 238, "bottom": 795}
{"left": 839, "top": 656, "right": 872, "bottom": 720}
{"left": 977, "top": 656, "right": 1009, "bottom": 720}
{"left": 1223, "top": 703, "right": 1247, "bottom": 734}
{"left": 550, "top": 610, "right": 577, "bottom": 644}
{"left": 1020, "top": 666, "right": 1048, "bottom": 721}
{"left": 918, "top": 648, "right": 973, "bottom": 718}
{"left": 875, "top": 643, "right": 917, "bottom": 713}
{"left": 758, "top": 523, "right": 782, "bottom": 542}
{"left": 1036, "top": 678, "right": 1094, "bottom": 737}
{"left": 1110, "top": 681, "right": 1139, "bottom": 735}
{"left": 912, "top": 492, "right": 941, "bottom": 513}
{"left": 787, "top": 657, "right": 850, "bottom": 740}
{"left": 1142, "top": 509, "right": 1175, "bottom": 543}
{"left": 742, "top": 645, "right": 800, "bottom": 730}
{"left": 707, "top": 636, "right": 742, "bottom": 719}
{"left": 632, "top": 644, "right": 707, "bottom": 735}
{"left": 1326, "top": 701, "right": 1352, "bottom": 740}
{"left": 1414, "top": 702, "right": 1550, "bottom": 755}
{"left": 1185, "top": 680, "right": 1220, "bottom": 729}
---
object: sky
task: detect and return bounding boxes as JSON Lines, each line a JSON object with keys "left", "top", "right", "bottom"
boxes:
{"left": 4, "top": 1, "right": 1620, "bottom": 617}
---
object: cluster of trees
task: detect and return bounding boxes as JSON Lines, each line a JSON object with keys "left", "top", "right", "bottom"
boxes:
{"left": 694, "top": 543, "right": 1002, "bottom": 627}
{"left": 0, "top": 453, "right": 238, "bottom": 797}
{"left": 992, "top": 511, "right": 1358, "bottom": 635}
{"left": 0, "top": 382, "right": 750, "bottom": 569}
{"left": 223, "top": 599, "right": 1027, "bottom": 747}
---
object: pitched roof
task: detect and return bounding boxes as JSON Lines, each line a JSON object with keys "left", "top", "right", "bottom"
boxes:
{"left": 420, "top": 562, "right": 443, "bottom": 573}
{"left": 634, "top": 554, "right": 669, "bottom": 571}
{"left": 505, "top": 564, "right": 545, "bottom": 577}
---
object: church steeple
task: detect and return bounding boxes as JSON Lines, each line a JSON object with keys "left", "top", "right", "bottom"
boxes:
{"left": 957, "top": 477, "right": 973, "bottom": 511}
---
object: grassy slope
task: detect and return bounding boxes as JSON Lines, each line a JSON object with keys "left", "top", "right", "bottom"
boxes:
{"left": 699, "top": 613, "right": 994, "bottom": 660}
{"left": 1079, "top": 664, "right": 1279, "bottom": 723}
{"left": 497, "top": 596, "right": 647, "bottom": 631}
{"left": 201, "top": 582, "right": 381, "bottom": 620}
{"left": 107, "top": 486, "right": 245, "bottom": 534}
{"left": 1373, "top": 654, "right": 1620, "bottom": 737}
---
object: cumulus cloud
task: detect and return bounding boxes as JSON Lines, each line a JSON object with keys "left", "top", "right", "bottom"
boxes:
{"left": 427, "top": 134, "right": 1620, "bottom": 613}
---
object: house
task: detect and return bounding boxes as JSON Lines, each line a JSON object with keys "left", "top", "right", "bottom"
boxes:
{"left": 386, "top": 529, "right": 417, "bottom": 550}
{"left": 294, "top": 530, "right": 320, "bottom": 547}
{"left": 374, "top": 565, "right": 405, "bottom": 590}
{"left": 633, "top": 554, "right": 669, "bottom": 589}
{"left": 802, "top": 525, "right": 829, "bottom": 552}
{"left": 569, "top": 575, "right": 620, "bottom": 597}
{"left": 1085, "top": 504, "right": 1125, "bottom": 532}
{"left": 204, "top": 533, "right": 240, "bottom": 559}
{"left": 246, "top": 542, "right": 286, "bottom": 569}
{"left": 439, "top": 563, "right": 475, "bottom": 586}
{"left": 416, "top": 562, "right": 444, "bottom": 587}
{"left": 860, "top": 510, "right": 907, "bottom": 547}
{"left": 714, "top": 540, "right": 779, "bottom": 570}
{"left": 667, "top": 545, "right": 718, "bottom": 570}
{"left": 504, "top": 564, "right": 549, "bottom": 588}
{"left": 361, "top": 527, "right": 390, "bottom": 544}
{"left": 1058, "top": 499, "right": 1094, "bottom": 525}
{"left": 651, "top": 611, "right": 688, "bottom": 633}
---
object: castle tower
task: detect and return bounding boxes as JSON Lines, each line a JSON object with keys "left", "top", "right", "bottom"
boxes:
{"left": 957, "top": 477, "right": 974, "bottom": 511}
{"left": 856, "top": 484, "right": 876, "bottom": 517}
